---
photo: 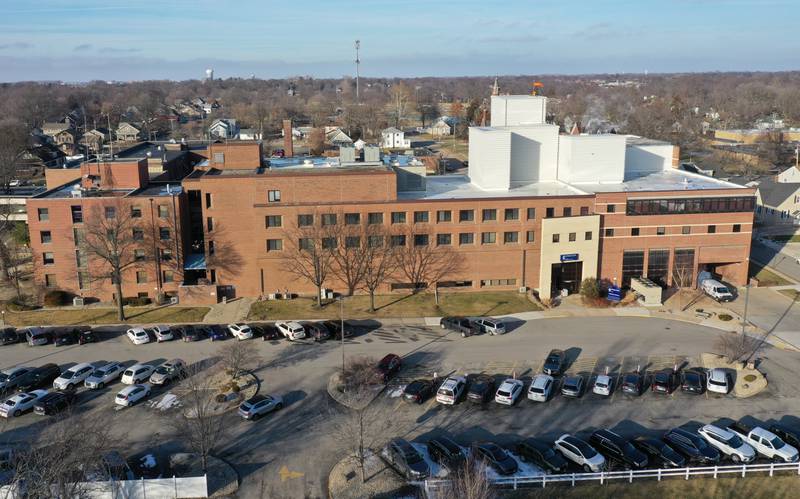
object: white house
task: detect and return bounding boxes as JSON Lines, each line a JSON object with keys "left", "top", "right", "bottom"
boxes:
{"left": 381, "top": 127, "right": 411, "bottom": 149}
{"left": 429, "top": 118, "right": 453, "bottom": 137}
{"left": 325, "top": 128, "right": 353, "bottom": 147}
{"left": 239, "top": 129, "right": 262, "bottom": 140}
{"left": 209, "top": 119, "right": 240, "bottom": 140}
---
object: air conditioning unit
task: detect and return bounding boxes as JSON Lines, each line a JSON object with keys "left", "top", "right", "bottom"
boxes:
{"left": 518, "top": 286, "right": 528, "bottom": 293}
{"left": 72, "top": 297, "right": 84, "bottom": 307}
{"left": 170, "top": 296, "right": 179, "bottom": 305}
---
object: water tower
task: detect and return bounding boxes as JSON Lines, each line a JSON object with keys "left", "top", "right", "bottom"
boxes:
{"left": 204, "top": 68, "right": 214, "bottom": 81}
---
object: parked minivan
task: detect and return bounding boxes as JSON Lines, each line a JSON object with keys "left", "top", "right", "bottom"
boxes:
{"left": 25, "top": 327, "right": 50, "bottom": 346}
{"left": 701, "top": 279, "right": 734, "bottom": 302}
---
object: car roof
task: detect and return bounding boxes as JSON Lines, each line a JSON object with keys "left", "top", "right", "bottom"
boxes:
{"left": 67, "top": 363, "right": 93, "bottom": 371}
{"left": 126, "top": 363, "right": 148, "bottom": 370}
{"left": 532, "top": 374, "right": 553, "bottom": 387}
{"left": 521, "top": 438, "right": 550, "bottom": 451}
{"left": 594, "top": 429, "right": 625, "bottom": 443}
{"left": 595, "top": 374, "right": 611, "bottom": 382}
{"left": 709, "top": 369, "right": 727, "bottom": 380}
{"left": 564, "top": 375, "right": 582, "bottom": 383}
{"left": 246, "top": 394, "right": 268, "bottom": 403}
{"left": 442, "top": 376, "right": 465, "bottom": 386}
{"left": 3, "top": 367, "right": 28, "bottom": 374}
{"left": 430, "top": 436, "right": 461, "bottom": 452}
{"left": 500, "top": 378, "right": 522, "bottom": 387}
{"left": 119, "top": 385, "right": 144, "bottom": 394}
{"left": 128, "top": 327, "right": 146, "bottom": 333}
{"left": 702, "top": 424, "right": 733, "bottom": 438}
{"left": 547, "top": 349, "right": 564, "bottom": 356}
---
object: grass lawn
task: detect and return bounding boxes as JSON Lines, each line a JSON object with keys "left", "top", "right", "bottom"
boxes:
{"left": 247, "top": 291, "right": 540, "bottom": 320}
{"left": 767, "top": 235, "right": 800, "bottom": 243}
{"left": 505, "top": 475, "right": 798, "bottom": 499}
{"left": 778, "top": 289, "right": 800, "bottom": 301}
{"left": 749, "top": 262, "right": 792, "bottom": 286}
{"left": 2, "top": 306, "right": 210, "bottom": 326}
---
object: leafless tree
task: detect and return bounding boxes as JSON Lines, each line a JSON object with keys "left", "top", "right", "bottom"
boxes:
{"left": 715, "top": 332, "right": 764, "bottom": 363}
{"left": 340, "top": 356, "right": 379, "bottom": 392}
{"left": 329, "top": 219, "right": 371, "bottom": 296}
{"left": 390, "top": 83, "right": 414, "bottom": 127}
{"left": 393, "top": 227, "right": 464, "bottom": 294}
{"left": 441, "top": 456, "right": 496, "bottom": 499}
{"left": 281, "top": 213, "right": 336, "bottom": 307}
{"left": 219, "top": 340, "right": 262, "bottom": 380}
{"left": 671, "top": 258, "right": 697, "bottom": 311}
{"left": 0, "top": 120, "right": 28, "bottom": 192}
{"left": 360, "top": 225, "right": 398, "bottom": 311}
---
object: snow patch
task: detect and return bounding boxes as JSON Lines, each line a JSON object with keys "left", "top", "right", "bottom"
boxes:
{"left": 139, "top": 454, "right": 157, "bottom": 469}
{"left": 148, "top": 392, "right": 181, "bottom": 411}
{"left": 387, "top": 386, "right": 406, "bottom": 398}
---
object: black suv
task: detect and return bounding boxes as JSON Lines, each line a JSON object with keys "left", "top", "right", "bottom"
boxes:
{"left": 440, "top": 317, "right": 477, "bottom": 337}
{"left": 302, "top": 322, "right": 330, "bottom": 342}
{"left": 543, "top": 349, "right": 566, "bottom": 376}
{"left": 403, "top": 379, "right": 436, "bottom": 404}
{"left": 0, "top": 328, "right": 21, "bottom": 346}
{"left": 622, "top": 372, "right": 645, "bottom": 395}
{"left": 426, "top": 437, "right": 465, "bottom": 472}
{"left": 472, "top": 442, "right": 518, "bottom": 475}
{"left": 632, "top": 437, "right": 686, "bottom": 468}
{"left": 34, "top": 391, "right": 77, "bottom": 415}
{"left": 16, "top": 364, "right": 61, "bottom": 392}
{"left": 589, "top": 429, "right": 648, "bottom": 469}
{"left": 53, "top": 328, "right": 81, "bottom": 346}
{"left": 515, "top": 438, "right": 568, "bottom": 473}
{"left": 467, "top": 375, "right": 496, "bottom": 404}
{"left": 386, "top": 438, "right": 429, "bottom": 479}
{"left": 681, "top": 368, "right": 706, "bottom": 394}
{"left": 663, "top": 428, "right": 720, "bottom": 464}
{"left": 769, "top": 424, "right": 800, "bottom": 450}
{"left": 651, "top": 369, "right": 680, "bottom": 394}
{"left": 322, "top": 320, "right": 352, "bottom": 340}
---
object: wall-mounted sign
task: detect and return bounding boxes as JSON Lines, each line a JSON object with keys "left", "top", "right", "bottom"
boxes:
{"left": 560, "top": 253, "right": 579, "bottom": 262}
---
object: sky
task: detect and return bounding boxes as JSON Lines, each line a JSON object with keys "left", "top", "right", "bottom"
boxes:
{"left": 0, "top": 0, "right": 797, "bottom": 82}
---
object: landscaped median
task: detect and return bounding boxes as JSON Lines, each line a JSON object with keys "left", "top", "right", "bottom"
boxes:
{"left": 0, "top": 304, "right": 210, "bottom": 326}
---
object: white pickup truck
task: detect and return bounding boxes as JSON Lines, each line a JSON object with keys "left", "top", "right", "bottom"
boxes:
{"left": 727, "top": 421, "right": 800, "bottom": 462}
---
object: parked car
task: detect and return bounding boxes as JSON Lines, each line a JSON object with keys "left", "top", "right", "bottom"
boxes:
{"left": 253, "top": 323, "right": 281, "bottom": 341}
{"left": 769, "top": 424, "right": 800, "bottom": 452}
{"left": 727, "top": 421, "right": 799, "bottom": 463}
{"left": 0, "top": 328, "right": 21, "bottom": 346}
{"left": 663, "top": 427, "right": 720, "bottom": 464}
{"left": 206, "top": 325, "right": 228, "bottom": 341}
{"left": 25, "top": 327, "right": 50, "bottom": 346}
{"left": 701, "top": 278, "right": 734, "bottom": 302}
{"left": 527, "top": 374, "right": 554, "bottom": 402}
{"left": 593, "top": 374, "right": 613, "bottom": 396}
{"left": 301, "top": 322, "right": 330, "bottom": 342}
{"left": 321, "top": 320, "right": 352, "bottom": 340}
{"left": 651, "top": 369, "right": 680, "bottom": 394}
{"left": 698, "top": 424, "right": 755, "bottom": 463}
{"left": 181, "top": 326, "right": 201, "bottom": 342}
{"left": 0, "top": 367, "right": 31, "bottom": 393}
{"left": 0, "top": 390, "right": 48, "bottom": 417}
{"left": 621, "top": 372, "right": 644, "bottom": 396}
{"left": 149, "top": 359, "right": 187, "bottom": 386}
{"left": 149, "top": 325, "right": 173, "bottom": 342}
{"left": 439, "top": 316, "right": 477, "bottom": 337}
{"left": 121, "top": 364, "right": 156, "bottom": 385}
{"left": 707, "top": 368, "right": 733, "bottom": 395}
{"left": 467, "top": 375, "right": 496, "bottom": 404}
{"left": 515, "top": 438, "right": 568, "bottom": 473}
{"left": 543, "top": 349, "right": 566, "bottom": 376}
{"left": 554, "top": 434, "right": 606, "bottom": 472}
{"left": 472, "top": 318, "right": 506, "bottom": 335}
{"left": 126, "top": 327, "right": 150, "bottom": 345}
{"left": 495, "top": 378, "right": 524, "bottom": 405}
{"left": 561, "top": 375, "right": 584, "bottom": 398}
{"left": 403, "top": 379, "right": 435, "bottom": 404}
{"left": 84, "top": 362, "right": 125, "bottom": 390}
{"left": 681, "top": 368, "right": 706, "bottom": 394}
{"left": 53, "top": 328, "right": 80, "bottom": 346}
{"left": 375, "top": 354, "right": 402, "bottom": 382}
{"left": 436, "top": 376, "right": 467, "bottom": 405}
{"left": 471, "top": 442, "right": 518, "bottom": 475}
{"left": 238, "top": 394, "right": 283, "bottom": 420}
{"left": 426, "top": 437, "right": 465, "bottom": 472}
{"left": 78, "top": 329, "right": 98, "bottom": 345}
{"left": 631, "top": 437, "right": 686, "bottom": 468}
{"left": 115, "top": 384, "right": 151, "bottom": 407}
{"left": 589, "top": 429, "right": 648, "bottom": 469}
{"left": 34, "top": 391, "right": 76, "bottom": 415}
{"left": 53, "top": 363, "right": 94, "bottom": 390}
{"left": 227, "top": 324, "right": 253, "bottom": 340}
{"left": 385, "top": 438, "right": 429, "bottom": 479}
{"left": 276, "top": 321, "right": 306, "bottom": 341}
{"left": 16, "top": 364, "right": 61, "bottom": 392}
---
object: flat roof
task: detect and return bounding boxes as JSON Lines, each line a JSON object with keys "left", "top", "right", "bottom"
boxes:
{"left": 572, "top": 169, "right": 747, "bottom": 193}
{"left": 36, "top": 179, "right": 182, "bottom": 199}
{"left": 399, "top": 175, "right": 585, "bottom": 200}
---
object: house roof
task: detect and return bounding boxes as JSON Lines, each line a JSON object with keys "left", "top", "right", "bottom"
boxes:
{"left": 756, "top": 179, "right": 800, "bottom": 207}
{"left": 382, "top": 127, "right": 402, "bottom": 134}
{"left": 117, "top": 122, "right": 141, "bottom": 132}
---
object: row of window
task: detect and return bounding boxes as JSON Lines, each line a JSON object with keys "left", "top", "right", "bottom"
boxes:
{"left": 604, "top": 224, "right": 742, "bottom": 237}
{"left": 621, "top": 248, "right": 696, "bottom": 287}
{"left": 265, "top": 231, "right": 540, "bottom": 252}
{"left": 552, "top": 231, "right": 593, "bottom": 243}
{"left": 42, "top": 242, "right": 173, "bottom": 267}
{"left": 44, "top": 269, "right": 176, "bottom": 289}
{"left": 625, "top": 196, "right": 755, "bottom": 216}
{"left": 36, "top": 204, "right": 172, "bottom": 224}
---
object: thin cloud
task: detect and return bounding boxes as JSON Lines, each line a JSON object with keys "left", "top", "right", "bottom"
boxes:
{"left": 478, "top": 34, "right": 546, "bottom": 44}
{"left": 99, "top": 47, "right": 142, "bottom": 54}
{"left": 73, "top": 44, "right": 93, "bottom": 52}
{"left": 0, "top": 42, "right": 32, "bottom": 50}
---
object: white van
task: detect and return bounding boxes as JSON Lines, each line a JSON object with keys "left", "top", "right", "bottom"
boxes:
{"left": 701, "top": 279, "right": 734, "bottom": 302}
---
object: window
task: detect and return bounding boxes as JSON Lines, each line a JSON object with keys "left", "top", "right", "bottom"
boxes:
{"left": 37, "top": 208, "right": 49, "bottom": 222}
{"left": 208, "top": 241, "right": 215, "bottom": 255}
{"left": 40, "top": 231, "right": 52, "bottom": 244}
{"left": 626, "top": 196, "right": 755, "bottom": 215}
{"left": 75, "top": 250, "right": 87, "bottom": 268}
{"left": 265, "top": 215, "right": 282, "bottom": 228}
{"left": 481, "top": 279, "right": 517, "bottom": 287}
{"left": 504, "top": 231, "right": 518, "bottom": 243}
{"left": 459, "top": 209, "right": 474, "bottom": 222}
{"left": 607, "top": 204, "right": 616, "bottom": 213}
{"left": 552, "top": 234, "right": 560, "bottom": 243}
{"left": 213, "top": 152, "right": 225, "bottom": 164}
{"left": 368, "top": 212, "right": 383, "bottom": 224}
{"left": 205, "top": 193, "right": 212, "bottom": 208}
{"left": 585, "top": 231, "right": 592, "bottom": 241}
{"left": 207, "top": 217, "right": 214, "bottom": 232}
{"left": 631, "top": 227, "right": 640, "bottom": 236}
{"left": 580, "top": 206, "right": 589, "bottom": 216}
{"left": 345, "top": 213, "right": 361, "bottom": 225}
{"left": 647, "top": 249, "right": 669, "bottom": 286}
{"left": 527, "top": 208, "right": 536, "bottom": 220}
{"left": 159, "top": 228, "right": 171, "bottom": 240}
{"left": 526, "top": 230, "right": 535, "bottom": 243}
{"left": 322, "top": 237, "right": 337, "bottom": 249}
{"left": 673, "top": 249, "right": 696, "bottom": 287}
{"left": 78, "top": 271, "right": 88, "bottom": 290}
{"left": 345, "top": 236, "right": 361, "bottom": 248}
{"left": 390, "top": 235, "right": 406, "bottom": 246}
{"left": 482, "top": 209, "right": 497, "bottom": 222}
{"left": 563, "top": 207, "right": 572, "bottom": 217}
{"left": 267, "top": 190, "right": 281, "bottom": 202}
{"left": 414, "top": 234, "right": 429, "bottom": 246}
{"left": 391, "top": 212, "right": 406, "bottom": 224}
{"left": 133, "top": 228, "right": 144, "bottom": 241}
{"left": 104, "top": 207, "right": 116, "bottom": 219}
{"left": 437, "top": 210, "right": 452, "bottom": 223}
{"left": 733, "top": 224, "right": 741, "bottom": 233}
{"left": 266, "top": 239, "right": 283, "bottom": 252}
{"left": 605, "top": 228, "right": 614, "bottom": 237}
{"left": 42, "top": 252, "right": 54, "bottom": 265}
{"left": 413, "top": 211, "right": 429, "bottom": 223}
{"left": 622, "top": 250, "right": 645, "bottom": 287}
{"left": 163, "top": 271, "right": 174, "bottom": 283}
{"left": 708, "top": 225, "right": 716, "bottom": 234}
{"left": 568, "top": 232, "right": 576, "bottom": 242}
{"left": 682, "top": 226, "right": 691, "bottom": 235}
{"left": 368, "top": 235, "right": 383, "bottom": 247}
{"left": 134, "top": 249, "right": 146, "bottom": 262}
{"left": 161, "top": 248, "right": 172, "bottom": 261}
{"left": 437, "top": 234, "right": 451, "bottom": 246}
{"left": 545, "top": 207, "right": 554, "bottom": 218}
{"left": 71, "top": 205, "right": 83, "bottom": 223}
{"left": 459, "top": 233, "right": 474, "bottom": 245}
{"left": 322, "top": 213, "right": 337, "bottom": 226}
{"left": 481, "top": 232, "right": 496, "bottom": 244}
{"left": 299, "top": 238, "right": 313, "bottom": 250}
{"left": 298, "top": 214, "right": 313, "bottom": 227}
{"left": 158, "top": 205, "right": 169, "bottom": 218}
{"left": 136, "top": 271, "right": 147, "bottom": 284}
{"left": 131, "top": 206, "right": 142, "bottom": 218}
{"left": 504, "top": 208, "right": 519, "bottom": 221}
{"left": 657, "top": 226, "right": 665, "bottom": 236}
{"left": 45, "top": 274, "right": 57, "bottom": 288}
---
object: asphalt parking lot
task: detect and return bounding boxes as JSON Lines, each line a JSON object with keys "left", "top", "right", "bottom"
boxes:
{"left": 0, "top": 317, "right": 799, "bottom": 498}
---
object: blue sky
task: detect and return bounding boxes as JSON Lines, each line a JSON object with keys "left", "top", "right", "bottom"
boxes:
{"left": 0, "top": 0, "right": 797, "bottom": 81}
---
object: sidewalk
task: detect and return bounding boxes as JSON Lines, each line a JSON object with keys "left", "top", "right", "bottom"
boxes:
{"left": 202, "top": 297, "right": 254, "bottom": 324}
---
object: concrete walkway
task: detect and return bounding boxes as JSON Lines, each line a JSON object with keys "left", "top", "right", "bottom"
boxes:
{"left": 202, "top": 297, "right": 254, "bottom": 324}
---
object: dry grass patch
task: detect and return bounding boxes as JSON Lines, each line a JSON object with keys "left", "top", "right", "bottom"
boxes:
{"left": 4, "top": 306, "right": 209, "bottom": 326}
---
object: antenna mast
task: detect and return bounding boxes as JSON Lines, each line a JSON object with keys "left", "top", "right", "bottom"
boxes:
{"left": 354, "top": 40, "right": 361, "bottom": 103}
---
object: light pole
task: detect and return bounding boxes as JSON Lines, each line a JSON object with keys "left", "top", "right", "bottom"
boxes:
{"left": 339, "top": 295, "right": 346, "bottom": 374}
{"left": 741, "top": 282, "right": 750, "bottom": 336}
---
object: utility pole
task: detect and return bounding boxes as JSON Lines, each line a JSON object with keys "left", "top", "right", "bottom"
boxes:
{"left": 741, "top": 282, "right": 750, "bottom": 336}
{"left": 339, "top": 296, "right": 346, "bottom": 374}
{"left": 354, "top": 40, "right": 361, "bottom": 104}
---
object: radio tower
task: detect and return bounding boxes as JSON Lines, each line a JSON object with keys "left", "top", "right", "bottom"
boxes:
{"left": 354, "top": 40, "right": 361, "bottom": 103}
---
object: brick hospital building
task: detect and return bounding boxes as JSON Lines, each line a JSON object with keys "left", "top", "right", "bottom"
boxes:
{"left": 27, "top": 95, "right": 755, "bottom": 305}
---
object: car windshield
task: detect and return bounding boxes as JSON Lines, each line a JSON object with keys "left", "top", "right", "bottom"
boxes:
{"left": 3, "top": 400, "right": 14, "bottom": 407}
{"left": 61, "top": 370, "right": 78, "bottom": 379}
{"left": 770, "top": 436, "right": 786, "bottom": 449}
{"left": 92, "top": 369, "right": 106, "bottom": 377}
{"left": 155, "top": 366, "right": 169, "bottom": 375}
{"left": 571, "top": 439, "right": 597, "bottom": 458}
{"left": 624, "top": 374, "right": 639, "bottom": 384}
{"left": 565, "top": 379, "right": 579, "bottom": 389}
{"left": 685, "top": 372, "right": 700, "bottom": 383}
{"left": 709, "top": 377, "right": 726, "bottom": 386}
{"left": 472, "top": 380, "right": 488, "bottom": 391}
{"left": 485, "top": 446, "right": 505, "bottom": 460}
{"left": 439, "top": 388, "right": 454, "bottom": 397}
{"left": 655, "top": 373, "right": 669, "bottom": 382}
{"left": 0, "top": 373, "right": 8, "bottom": 382}
{"left": 497, "top": 390, "right": 510, "bottom": 397}
{"left": 596, "top": 380, "right": 608, "bottom": 388}
{"left": 715, "top": 287, "right": 729, "bottom": 293}
{"left": 531, "top": 386, "right": 544, "bottom": 393}
{"left": 725, "top": 434, "right": 744, "bottom": 447}
{"left": 546, "top": 355, "right": 559, "bottom": 364}
{"left": 405, "top": 450, "right": 423, "bottom": 464}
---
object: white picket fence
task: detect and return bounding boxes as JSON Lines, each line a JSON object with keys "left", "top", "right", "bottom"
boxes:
{"left": 0, "top": 474, "right": 207, "bottom": 499}
{"left": 419, "top": 461, "right": 800, "bottom": 496}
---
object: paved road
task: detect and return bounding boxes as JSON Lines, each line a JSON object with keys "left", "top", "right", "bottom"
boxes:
{"left": 751, "top": 240, "right": 800, "bottom": 282}
{"left": 1, "top": 318, "right": 799, "bottom": 498}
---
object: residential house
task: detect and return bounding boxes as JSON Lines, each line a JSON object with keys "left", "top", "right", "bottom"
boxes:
{"left": 116, "top": 122, "right": 143, "bottom": 142}
{"left": 53, "top": 129, "right": 78, "bottom": 155}
{"left": 41, "top": 122, "right": 71, "bottom": 139}
{"left": 381, "top": 127, "right": 411, "bottom": 149}
{"left": 429, "top": 118, "right": 453, "bottom": 137}
{"left": 209, "top": 119, "right": 240, "bottom": 140}
{"left": 325, "top": 128, "right": 353, "bottom": 147}
{"left": 777, "top": 166, "right": 800, "bottom": 183}
{"left": 79, "top": 128, "right": 110, "bottom": 153}
{"left": 239, "top": 129, "right": 262, "bottom": 141}
{"left": 744, "top": 178, "right": 800, "bottom": 225}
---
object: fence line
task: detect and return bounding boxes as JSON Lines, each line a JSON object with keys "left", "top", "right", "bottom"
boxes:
{"left": 0, "top": 474, "right": 208, "bottom": 499}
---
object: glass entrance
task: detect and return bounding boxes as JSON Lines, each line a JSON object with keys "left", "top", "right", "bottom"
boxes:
{"left": 551, "top": 261, "right": 583, "bottom": 296}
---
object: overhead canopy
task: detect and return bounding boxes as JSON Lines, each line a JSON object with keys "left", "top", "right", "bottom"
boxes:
{"left": 184, "top": 253, "right": 207, "bottom": 271}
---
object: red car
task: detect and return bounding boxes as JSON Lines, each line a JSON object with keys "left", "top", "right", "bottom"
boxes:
{"left": 271, "top": 148, "right": 285, "bottom": 158}
{"left": 376, "top": 354, "right": 402, "bottom": 382}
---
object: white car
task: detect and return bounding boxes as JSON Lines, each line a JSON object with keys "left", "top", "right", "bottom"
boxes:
{"left": 554, "top": 434, "right": 606, "bottom": 472}
{"left": 276, "top": 321, "right": 306, "bottom": 341}
{"left": 0, "top": 390, "right": 48, "bottom": 417}
{"left": 149, "top": 325, "right": 173, "bottom": 342}
{"left": 115, "top": 384, "right": 151, "bottom": 407}
{"left": 53, "top": 363, "right": 94, "bottom": 390}
{"left": 126, "top": 327, "right": 150, "bottom": 345}
{"left": 698, "top": 424, "right": 756, "bottom": 463}
{"left": 707, "top": 368, "right": 732, "bottom": 395}
{"left": 593, "top": 374, "right": 613, "bottom": 396}
{"left": 495, "top": 378, "right": 524, "bottom": 406}
{"left": 527, "top": 374, "right": 554, "bottom": 402}
{"left": 228, "top": 323, "right": 253, "bottom": 340}
{"left": 435, "top": 376, "right": 467, "bottom": 405}
{"left": 121, "top": 364, "right": 156, "bottom": 385}
{"left": 84, "top": 362, "right": 125, "bottom": 390}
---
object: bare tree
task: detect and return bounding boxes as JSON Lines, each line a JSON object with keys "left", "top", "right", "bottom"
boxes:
{"left": 389, "top": 83, "right": 414, "bottom": 127}
{"left": 219, "top": 340, "right": 262, "bottom": 380}
{"left": 329, "top": 220, "right": 370, "bottom": 296}
{"left": 341, "top": 356, "right": 379, "bottom": 392}
{"left": 441, "top": 456, "right": 495, "bottom": 499}
{"left": 0, "top": 119, "right": 28, "bottom": 191}
{"left": 281, "top": 214, "right": 336, "bottom": 307}
{"left": 360, "top": 225, "right": 398, "bottom": 311}
{"left": 715, "top": 332, "right": 764, "bottom": 363}
{"left": 394, "top": 227, "right": 464, "bottom": 294}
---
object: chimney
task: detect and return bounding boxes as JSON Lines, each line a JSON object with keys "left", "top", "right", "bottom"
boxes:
{"left": 283, "top": 119, "right": 294, "bottom": 157}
